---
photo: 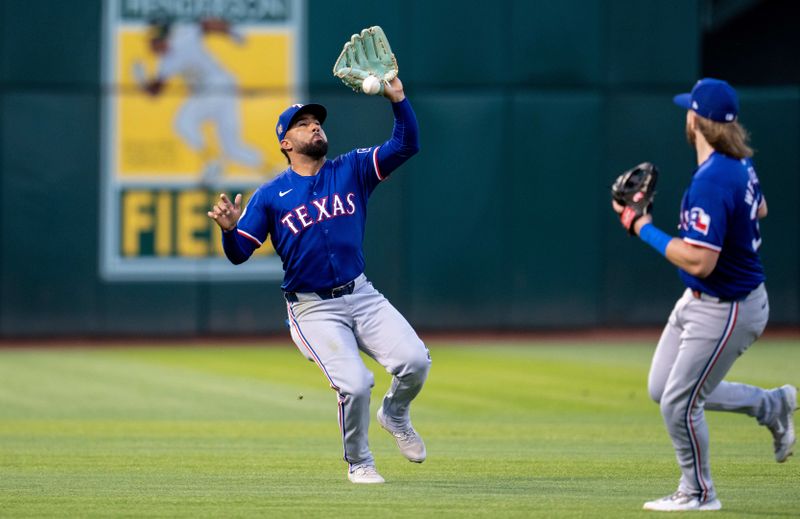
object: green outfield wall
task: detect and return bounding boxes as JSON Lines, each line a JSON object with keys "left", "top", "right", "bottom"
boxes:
{"left": 1, "top": 0, "right": 797, "bottom": 336}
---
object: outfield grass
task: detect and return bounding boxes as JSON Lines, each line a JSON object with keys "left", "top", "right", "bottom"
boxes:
{"left": 0, "top": 339, "right": 798, "bottom": 518}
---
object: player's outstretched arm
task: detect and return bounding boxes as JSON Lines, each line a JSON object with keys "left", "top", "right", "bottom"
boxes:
{"left": 373, "top": 82, "right": 419, "bottom": 177}
{"left": 382, "top": 77, "right": 405, "bottom": 103}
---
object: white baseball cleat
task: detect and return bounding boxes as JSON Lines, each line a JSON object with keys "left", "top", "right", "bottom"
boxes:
{"left": 643, "top": 491, "right": 721, "bottom": 512}
{"left": 347, "top": 464, "right": 385, "bottom": 484}
{"left": 377, "top": 407, "right": 426, "bottom": 463}
{"left": 768, "top": 384, "right": 797, "bottom": 463}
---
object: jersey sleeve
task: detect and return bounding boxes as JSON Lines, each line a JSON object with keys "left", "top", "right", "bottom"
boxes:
{"left": 346, "top": 98, "right": 421, "bottom": 195}
{"left": 343, "top": 146, "right": 384, "bottom": 195}
{"left": 375, "top": 98, "right": 420, "bottom": 177}
{"left": 221, "top": 188, "right": 270, "bottom": 264}
{"left": 236, "top": 188, "right": 270, "bottom": 247}
{"left": 682, "top": 179, "right": 728, "bottom": 252}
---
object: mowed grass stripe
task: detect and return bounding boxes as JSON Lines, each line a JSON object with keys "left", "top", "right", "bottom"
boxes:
{"left": 0, "top": 340, "right": 798, "bottom": 518}
{"left": 0, "top": 348, "right": 330, "bottom": 420}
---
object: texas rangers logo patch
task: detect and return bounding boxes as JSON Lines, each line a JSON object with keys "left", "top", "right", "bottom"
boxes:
{"left": 689, "top": 207, "right": 711, "bottom": 235}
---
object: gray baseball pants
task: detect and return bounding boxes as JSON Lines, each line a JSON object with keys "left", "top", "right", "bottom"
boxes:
{"left": 648, "top": 283, "right": 782, "bottom": 502}
{"left": 286, "top": 273, "right": 431, "bottom": 469}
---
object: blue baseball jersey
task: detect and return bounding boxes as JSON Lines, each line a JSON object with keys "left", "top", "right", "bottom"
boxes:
{"left": 678, "top": 152, "right": 765, "bottom": 300}
{"left": 222, "top": 99, "right": 419, "bottom": 292}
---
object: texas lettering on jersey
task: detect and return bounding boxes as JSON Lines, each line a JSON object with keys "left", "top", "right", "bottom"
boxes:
{"left": 221, "top": 98, "right": 420, "bottom": 293}
{"left": 280, "top": 193, "right": 357, "bottom": 235}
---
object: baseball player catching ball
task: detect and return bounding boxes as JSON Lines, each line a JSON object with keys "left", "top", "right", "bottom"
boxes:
{"left": 611, "top": 78, "right": 796, "bottom": 512}
{"left": 207, "top": 27, "right": 430, "bottom": 484}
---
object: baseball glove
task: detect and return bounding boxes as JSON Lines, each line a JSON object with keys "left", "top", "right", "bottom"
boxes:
{"left": 333, "top": 26, "right": 398, "bottom": 95}
{"left": 611, "top": 162, "right": 659, "bottom": 234}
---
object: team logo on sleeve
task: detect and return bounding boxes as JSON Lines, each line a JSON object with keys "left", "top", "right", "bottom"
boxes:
{"left": 688, "top": 207, "right": 711, "bottom": 235}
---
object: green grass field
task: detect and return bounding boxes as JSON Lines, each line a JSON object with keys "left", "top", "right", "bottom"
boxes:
{"left": 1, "top": 339, "right": 798, "bottom": 518}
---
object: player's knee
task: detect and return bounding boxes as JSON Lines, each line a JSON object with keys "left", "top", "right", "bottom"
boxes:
{"left": 659, "top": 400, "right": 678, "bottom": 424}
{"left": 659, "top": 394, "right": 688, "bottom": 425}
{"left": 398, "top": 341, "right": 431, "bottom": 380}
{"left": 347, "top": 369, "right": 375, "bottom": 400}
{"left": 410, "top": 343, "right": 431, "bottom": 373}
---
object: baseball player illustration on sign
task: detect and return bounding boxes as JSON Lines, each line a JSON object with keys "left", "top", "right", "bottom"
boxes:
{"left": 135, "top": 17, "right": 264, "bottom": 185}
{"left": 611, "top": 78, "right": 796, "bottom": 512}
{"left": 207, "top": 27, "right": 430, "bottom": 484}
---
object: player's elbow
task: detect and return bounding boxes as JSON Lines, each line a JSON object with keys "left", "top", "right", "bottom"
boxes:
{"left": 680, "top": 245, "right": 719, "bottom": 278}
{"left": 396, "top": 138, "right": 419, "bottom": 157}
{"left": 224, "top": 249, "right": 252, "bottom": 265}
{"left": 226, "top": 255, "right": 248, "bottom": 266}
{"left": 684, "top": 263, "right": 715, "bottom": 278}
{"left": 758, "top": 200, "right": 768, "bottom": 219}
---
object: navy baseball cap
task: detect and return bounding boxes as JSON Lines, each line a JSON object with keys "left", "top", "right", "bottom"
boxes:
{"left": 275, "top": 103, "right": 327, "bottom": 142}
{"left": 673, "top": 78, "right": 739, "bottom": 123}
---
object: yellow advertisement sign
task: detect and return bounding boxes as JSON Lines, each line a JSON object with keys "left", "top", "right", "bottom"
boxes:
{"left": 101, "top": 0, "right": 304, "bottom": 280}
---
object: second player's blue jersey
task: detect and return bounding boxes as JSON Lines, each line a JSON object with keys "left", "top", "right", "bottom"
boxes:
{"left": 678, "top": 152, "right": 765, "bottom": 300}
{"left": 222, "top": 99, "right": 419, "bottom": 293}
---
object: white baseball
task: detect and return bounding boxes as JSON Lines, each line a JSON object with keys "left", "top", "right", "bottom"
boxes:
{"left": 361, "top": 75, "right": 382, "bottom": 95}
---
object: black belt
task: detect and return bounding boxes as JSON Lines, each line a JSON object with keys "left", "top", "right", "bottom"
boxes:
{"left": 284, "top": 280, "right": 356, "bottom": 302}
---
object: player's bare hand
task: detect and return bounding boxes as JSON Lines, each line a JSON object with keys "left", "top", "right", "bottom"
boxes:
{"left": 611, "top": 199, "right": 625, "bottom": 214}
{"left": 207, "top": 193, "right": 242, "bottom": 232}
{"left": 382, "top": 77, "right": 405, "bottom": 103}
